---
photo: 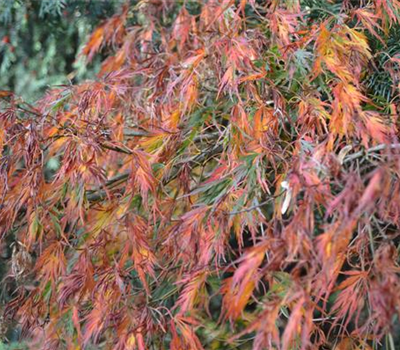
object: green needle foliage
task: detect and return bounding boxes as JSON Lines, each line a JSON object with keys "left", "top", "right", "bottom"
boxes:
{"left": 0, "top": 0, "right": 122, "bottom": 102}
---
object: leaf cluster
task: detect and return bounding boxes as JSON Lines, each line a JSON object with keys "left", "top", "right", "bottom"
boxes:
{"left": 0, "top": 1, "right": 400, "bottom": 349}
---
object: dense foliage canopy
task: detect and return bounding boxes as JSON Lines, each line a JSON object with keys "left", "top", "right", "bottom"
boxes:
{"left": 0, "top": 0, "right": 400, "bottom": 349}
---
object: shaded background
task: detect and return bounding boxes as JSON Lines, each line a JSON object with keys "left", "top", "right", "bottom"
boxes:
{"left": 0, "top": 0, "right": 124, "bottom": 103}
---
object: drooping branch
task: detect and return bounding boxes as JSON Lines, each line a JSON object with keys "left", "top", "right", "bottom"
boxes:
{"left": 87, "top": 144, "right": 224, "bottom": 202}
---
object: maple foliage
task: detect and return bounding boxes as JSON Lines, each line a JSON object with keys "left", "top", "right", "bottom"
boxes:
{"left": 1, "top": 0, "right": 400, "bottom": 349}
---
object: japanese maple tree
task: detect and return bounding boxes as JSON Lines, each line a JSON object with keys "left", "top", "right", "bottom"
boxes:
{"left": 0, "top": 0, "right": 399, "bottom": 349}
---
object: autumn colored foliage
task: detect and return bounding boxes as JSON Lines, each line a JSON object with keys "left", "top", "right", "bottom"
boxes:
{"left": 1, "top": 0, "right": 400, "bottom": 349}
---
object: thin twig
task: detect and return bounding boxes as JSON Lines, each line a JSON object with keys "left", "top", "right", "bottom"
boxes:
{"left": 228, "top": 191, "right": 285, "bottom": 215}
{"left": 343, "top": 143, "right": 400, "bottom": 163}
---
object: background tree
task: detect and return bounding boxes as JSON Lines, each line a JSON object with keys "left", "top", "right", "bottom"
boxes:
{"left": 0, "top": 0, "right": 122, "bottom": 102}
{"left": 0, "top": 0, "right": 400, "bottom": 349}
